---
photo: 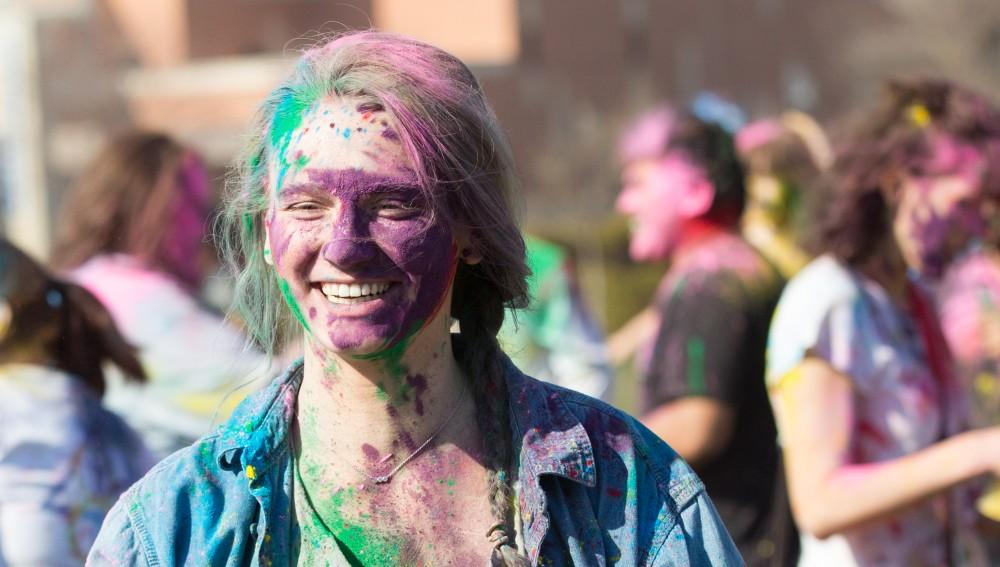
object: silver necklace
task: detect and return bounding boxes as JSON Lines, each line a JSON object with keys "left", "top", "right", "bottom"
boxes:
{"left": 346, "top": 381, "right": 468, "bottom": 484}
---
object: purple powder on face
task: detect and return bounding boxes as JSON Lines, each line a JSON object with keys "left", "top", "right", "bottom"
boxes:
{"left": 286, "top": 168, "right": 456, "bottom": 354}
{"left": 308, "top": 307, "right": 317, "bottom": 319}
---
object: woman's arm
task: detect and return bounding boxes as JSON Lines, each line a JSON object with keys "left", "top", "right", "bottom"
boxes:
{"left": 776, "top": 356, "right": 1000, "bottom": 539}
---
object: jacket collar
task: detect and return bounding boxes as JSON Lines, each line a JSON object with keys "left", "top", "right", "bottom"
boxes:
{"left": 504, "top": 357, "right": 597, "bottom": 560}
{"left": 216, "top": 360, "right": 303, "bottom": 484}
{"left": 214, "top": 354, "right": 598, "bottom": 558}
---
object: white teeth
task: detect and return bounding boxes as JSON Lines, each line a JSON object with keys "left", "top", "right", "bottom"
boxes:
{"left": 319, "top": 281, "right": 392, "bottom": 303}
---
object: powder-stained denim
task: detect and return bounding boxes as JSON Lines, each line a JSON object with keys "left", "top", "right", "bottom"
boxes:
{"left": 88, "top": 359, "right": 742, "bottom": 566}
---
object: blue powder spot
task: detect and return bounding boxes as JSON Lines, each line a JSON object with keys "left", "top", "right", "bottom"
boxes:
{"left": 342, "top": 128, "right": 352, "bottom": 140}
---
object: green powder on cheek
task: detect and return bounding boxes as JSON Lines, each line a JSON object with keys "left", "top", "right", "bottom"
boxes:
{"left": 278, "top": 277, "right": 311, "bottom": 334}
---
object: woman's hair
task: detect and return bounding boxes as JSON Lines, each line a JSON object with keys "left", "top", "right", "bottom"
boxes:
{"left": 810, "top": 78, "right": 1000, "bottom": 266}
{"left": 216, "top": 31, "right": 529, "bottom": 557}
{"left": 619, "top": 106, "right": 747, "bottom": 225}
{"left": 51, "top": 131, "right": 196, "bottom": 276}
{"left": 0, "top": 239, "right": 145, "bottom": 395}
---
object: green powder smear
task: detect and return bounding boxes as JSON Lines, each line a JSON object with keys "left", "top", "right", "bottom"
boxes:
{"left": 269, "top": 87, "right": 322, "bottom": 193}
{"left": 298, "top": 485, "right": 407, "bottom": 566}
{"left": 352, "top": 320, "right": 424, "bottom": 404}
{"left": 278, "top": 277, "right": 311, "bottom": 334}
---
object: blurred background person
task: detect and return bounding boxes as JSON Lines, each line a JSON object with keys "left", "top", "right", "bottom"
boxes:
{"left": 498, "top": 234, "right": 612, "bottom": 399}
{"left": 50, "top": 132, "right": 271, "bottom": 458}
{"left": 0, "top": 238, "right": 151, "bottom": 566}
{"left": 616, "top": 106, "right": 797, "bottom": 565}
{"left": 737, "top": 112, "right": 832, "bottom": 279}
{"left": 766, "top": 78, "right": 1000, "bottom": 566}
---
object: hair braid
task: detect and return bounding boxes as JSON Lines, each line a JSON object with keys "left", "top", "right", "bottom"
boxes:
{"left": 452, "top": 264, "right": 529, "bottom": 566}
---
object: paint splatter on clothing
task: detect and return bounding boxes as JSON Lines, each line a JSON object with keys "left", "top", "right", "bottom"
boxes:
{"left": 767, "top": 255, "right": 987, "bottom": 566}
{"left": 88, "top": 357, "right": 742, "bottom": 566}
{"left": 499, "top": 235, "right": 613, "bottom": 400}
{"left": 640, "top": 231, "right": 795, "bottom": 566}
{"left": 939, "top": 250, "right": 1000, "bottom": 428}
{"left": 0, "top": 364, "right": 152, "bottom": 565}
{"left": 71, "top": 254, "right": 273, "bottom": 457}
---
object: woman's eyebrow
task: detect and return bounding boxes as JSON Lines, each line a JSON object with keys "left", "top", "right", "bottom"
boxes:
{"left": 305, "top": 169, "right": 420, "bottom": 194}
{"left": 275, "top": 183, "right": 329, "bottom": 199}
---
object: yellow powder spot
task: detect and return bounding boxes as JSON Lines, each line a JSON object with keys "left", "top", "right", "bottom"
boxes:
{"left": 975, "top": 372, "right": 997, "bottom": 398}
{"left": 908, "top": 103, "right": 931, "bottom": 128}
{"left": 246, "top": 465, "right": 257, "bottom": 481}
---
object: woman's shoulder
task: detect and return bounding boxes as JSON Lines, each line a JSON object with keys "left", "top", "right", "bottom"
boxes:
{"left": 506, "top": 371, "right": 741, "bottom": 564}
{"left": 94, "top": 363, "right": 302, "bottom": 559}
{"left": 780, "top": 255, "right": 860, "bottom": 308}
{"left": 506, "top": 367, "right": 704, "bottom": 511}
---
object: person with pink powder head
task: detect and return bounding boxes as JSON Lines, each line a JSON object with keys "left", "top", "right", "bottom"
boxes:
{"left": 51, "top": 132, "right": 272, "bottom": 458}
{"left": 88, "top": 32, "right": 741, "bottom": 566}
{"left": 617, "top": 106, "right": 796, "bottom": 566}
{"left": 766, "top": 79, "right": 1000, "bottom": 566}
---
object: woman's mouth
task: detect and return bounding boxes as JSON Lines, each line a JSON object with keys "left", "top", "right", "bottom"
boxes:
{"left": 319, "top": 281, "right": 395, "bottom": 304}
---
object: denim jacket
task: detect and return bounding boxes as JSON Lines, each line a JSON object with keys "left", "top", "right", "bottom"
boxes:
{"left": 88, "top": 359, "right": 742, "bottom": 566}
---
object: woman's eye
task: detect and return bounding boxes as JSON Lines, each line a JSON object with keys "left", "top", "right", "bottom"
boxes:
{"left": 284, "top": 201, "right": 326, "bottom": 216}
{"left": 374, "top": 199, "right": 423, "bottom": 218}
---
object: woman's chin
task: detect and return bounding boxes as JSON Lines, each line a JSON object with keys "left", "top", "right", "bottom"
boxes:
{"left": 315, "top": 331, "right": 403, "bottom": 360}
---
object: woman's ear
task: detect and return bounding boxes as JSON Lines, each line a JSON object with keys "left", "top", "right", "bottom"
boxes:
{"left": 455, "top": 229, "right": 482, "bottom": 265}
{"left": 262, "top": 221, "right": 274, "bottom": 266}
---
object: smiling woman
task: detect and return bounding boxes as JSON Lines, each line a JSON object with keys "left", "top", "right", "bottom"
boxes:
{"left": 87, "top": 31, "right": 741, "bottom": 567}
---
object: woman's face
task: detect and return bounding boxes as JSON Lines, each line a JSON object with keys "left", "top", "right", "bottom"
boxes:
{"left": 893, "top": 137, "right": 988, "bottom": 279}
{"left": 265, "top": 96, "right": 458, "bottom": 356}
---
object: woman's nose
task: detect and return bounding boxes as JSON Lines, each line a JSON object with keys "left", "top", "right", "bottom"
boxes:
{"left": 320, "top": 207, "right": 378, "bottom": 268}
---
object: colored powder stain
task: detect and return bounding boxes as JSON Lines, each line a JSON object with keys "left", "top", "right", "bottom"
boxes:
{"left": 242, "top": 213, "right": 254, "bottom": 237}
{"left": 686, "top": 337, "right": 706, "bottom": 394}
{"left": 317, "top": 488, "right": 404, "bottom": 566}
{"left": 353, "top": 320, "right": 425, "bottom": 403}
{"left": 295, "top": 153, "right": 310, "bottom": 170}
{"left": 308, "top": 307, "right": 317, "bottom": 319}
{"left": 245, "top": 465, "right": 257, "bottom": 481}
{"left": 278, "top": 277, "right": 311, "bottom": 333}
{"left": 342, "top": 128, "right": 352, "bottom": 140}
{"left": 374, "top": 382, "right": 389, "bottom": 401}
{"left": 607, "top": 487, "right": 623, "bottom": 498}
{"left": 361, "top": 443, "right": 380, "bottom": 462}
{"left": 270, "top": 88, "right": 321, "bottom": 193}
{"left": 405, "top": 374, "right": 428, "bottom": 416}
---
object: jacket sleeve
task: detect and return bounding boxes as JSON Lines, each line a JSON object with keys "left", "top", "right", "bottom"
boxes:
{"left": 86, "top": 494, "right": 150, "bottom": 567}
{"left": 650, "top": 490, "right": 744, "bottom": 567}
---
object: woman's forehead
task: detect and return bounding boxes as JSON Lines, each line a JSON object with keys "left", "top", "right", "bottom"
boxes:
{"left": 268, "top": 96, "right": 413, "bottom": 194}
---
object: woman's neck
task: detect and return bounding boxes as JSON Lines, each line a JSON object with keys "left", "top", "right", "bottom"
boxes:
{"left": 296, "top": 316, "right": 471, "bottom": 470}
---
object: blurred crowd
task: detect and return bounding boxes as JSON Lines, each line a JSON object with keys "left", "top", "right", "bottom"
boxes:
{"left": 2, "top": 61, "right": 1000, "bottom": 567}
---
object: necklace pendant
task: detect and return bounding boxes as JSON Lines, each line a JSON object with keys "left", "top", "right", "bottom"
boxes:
{"left": 373, "top": 474, "right": 391, "bottom": 484}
